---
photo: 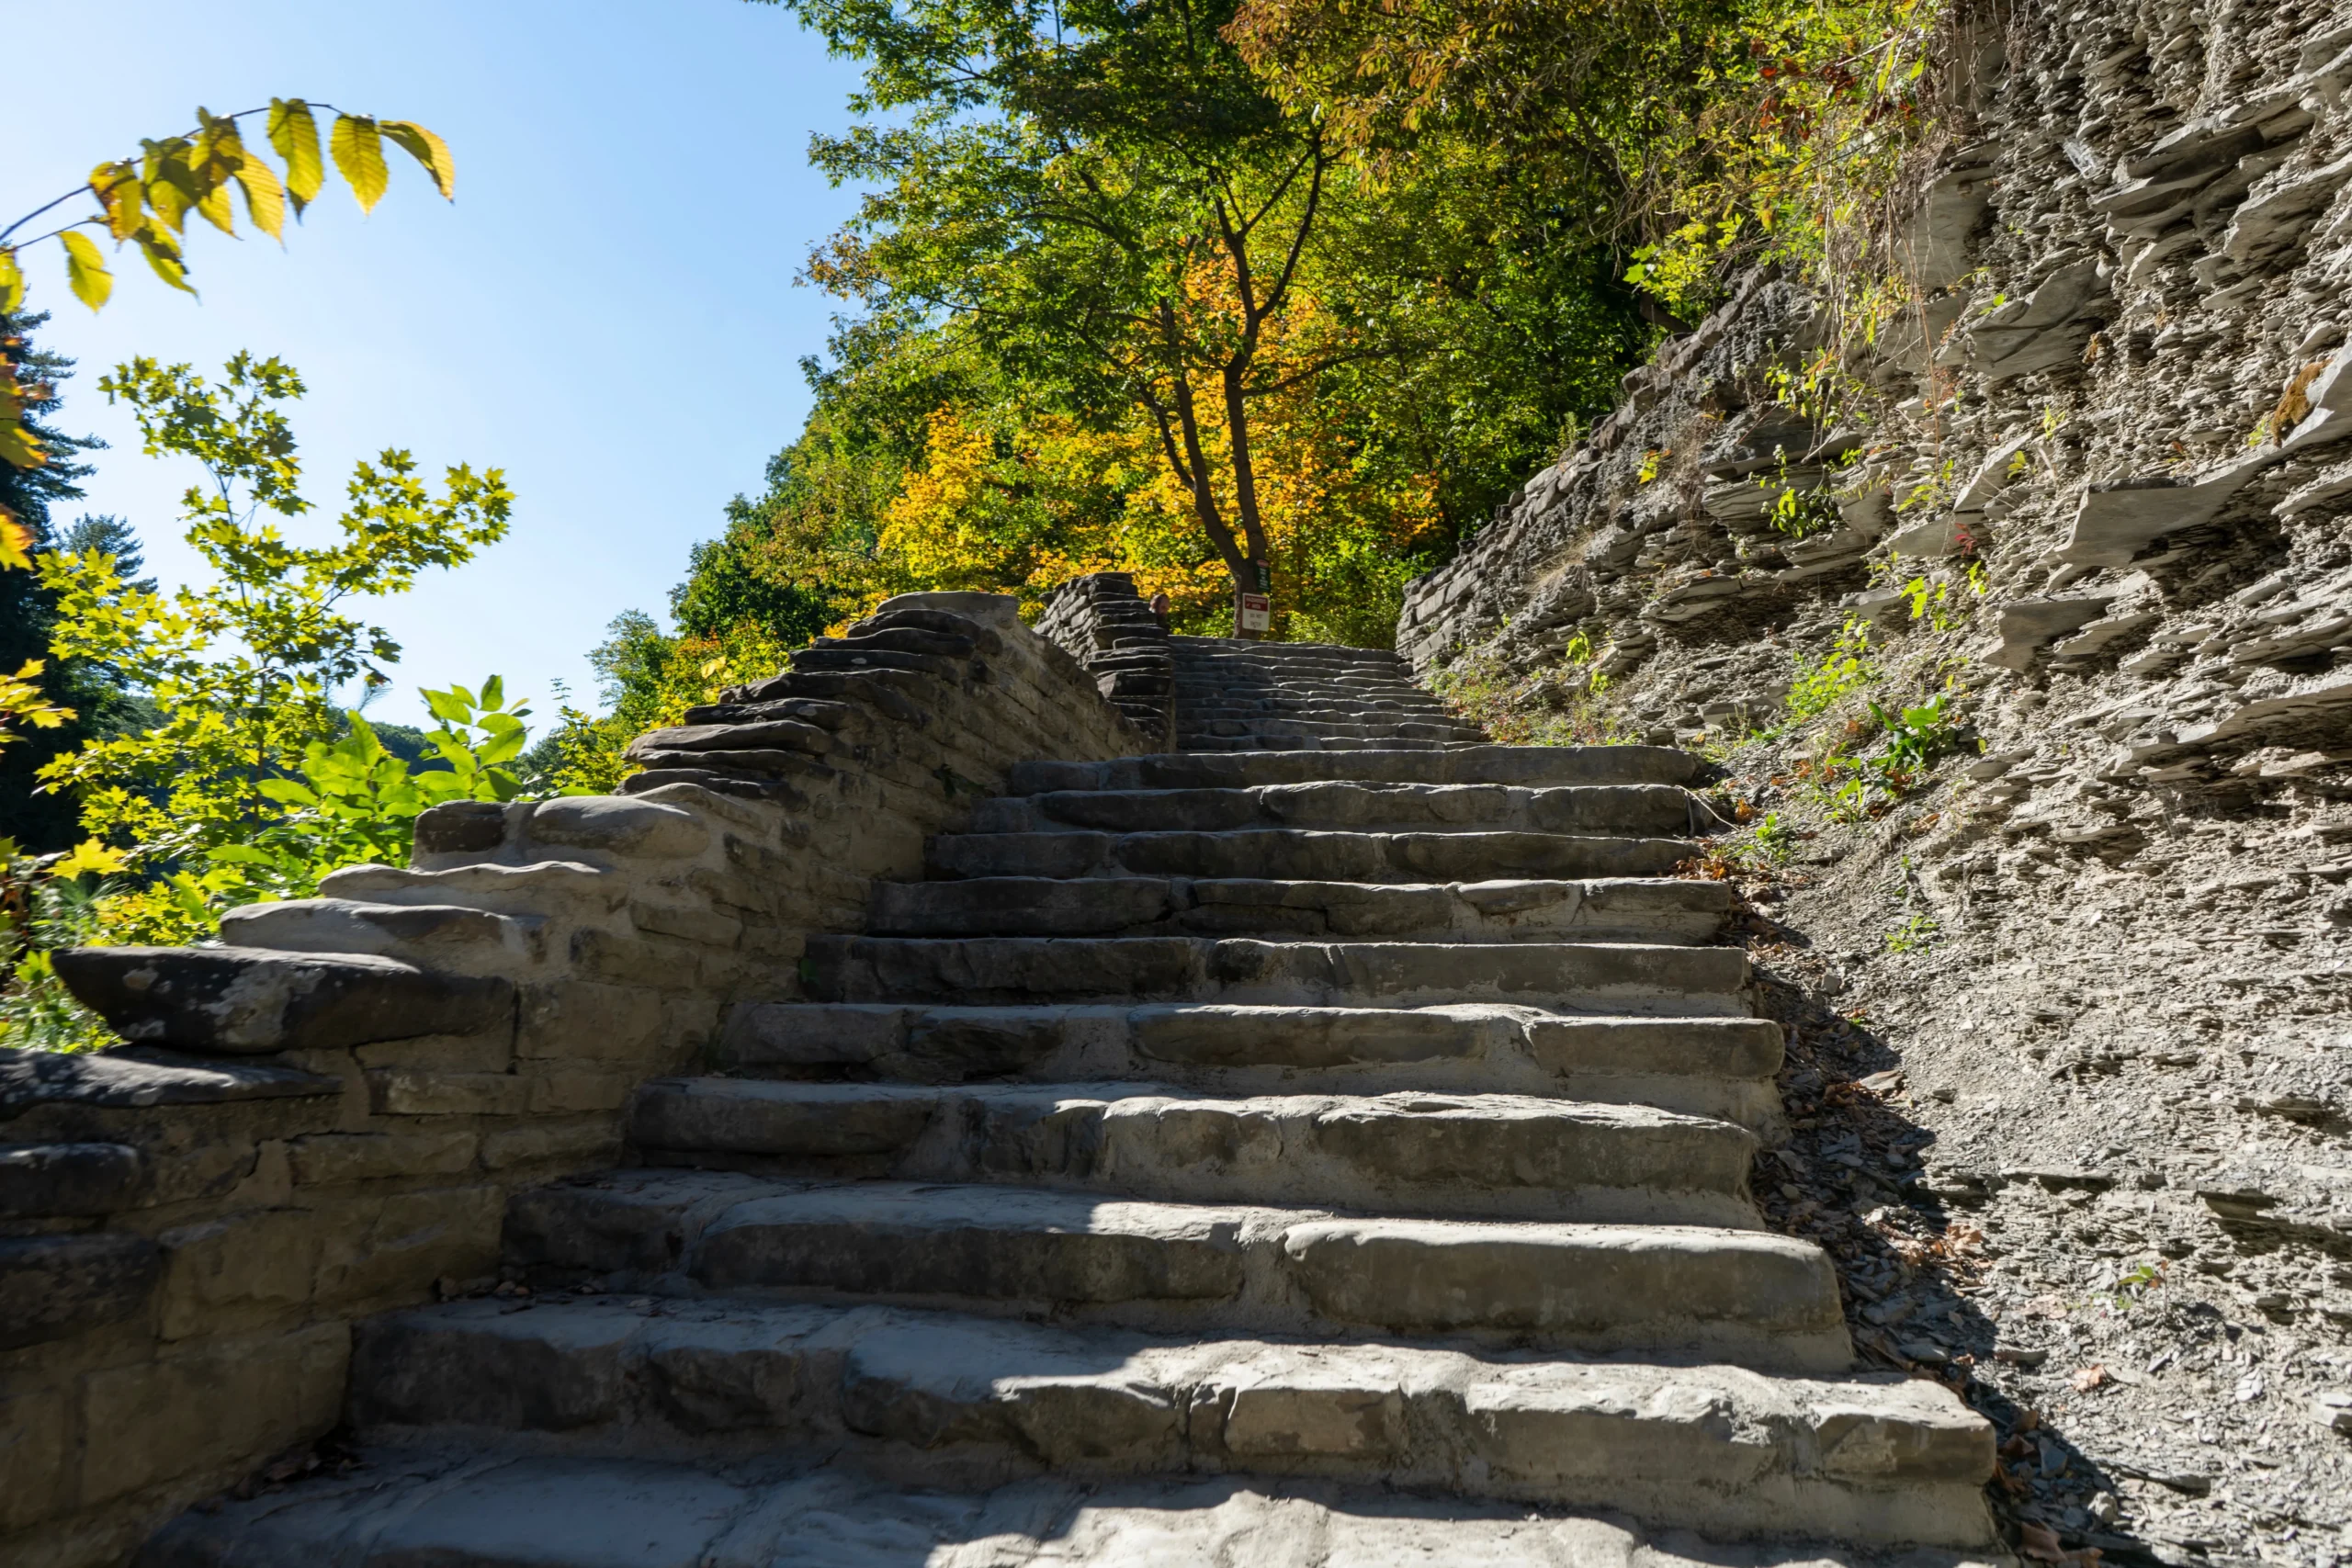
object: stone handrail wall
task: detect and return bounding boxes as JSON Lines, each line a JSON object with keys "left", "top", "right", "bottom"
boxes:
{"left": 1035, "top": 571, "right": 1175, "bottom": 746}
{"left": 0, "top": 591, "right": 1148, "bottom": 1568}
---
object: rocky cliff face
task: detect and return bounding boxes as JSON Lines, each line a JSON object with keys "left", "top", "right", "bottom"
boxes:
{"left": 1402, "top": 3, "right": 2352, "bottom": 1560}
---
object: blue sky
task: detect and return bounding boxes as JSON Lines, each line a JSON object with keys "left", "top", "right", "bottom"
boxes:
{"left": 11, "top": 0, "right": 869, "bottom": 728}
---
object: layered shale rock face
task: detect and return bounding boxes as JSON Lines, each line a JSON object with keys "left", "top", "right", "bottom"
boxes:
{"left": 1403, "top": 5, "right": 2352, "bottom": 780}
{"left": 6, "top": 590, "right": 2006, "bottom": 1566}
{"left": 1399, "top": 2, "right": 2352, "bottom": 1558}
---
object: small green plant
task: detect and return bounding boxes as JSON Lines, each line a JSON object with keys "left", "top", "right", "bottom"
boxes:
{"left": 0, "top": 842, "right": 119, "bottom": 1053}
{"left": 1825, "top": 770, "right": 1874, "bottom": 823}
{"left": 1883, "top": 912, "right": 1939, "bottom": 953}
{"left": 1785, "top": 617, "right": 1876, "bottom": 721}
{"left": 1897, "top": 575, "right": 1968, "bottom": 633}
{"left": 1750, "top": 810, "right": 1798, "bottom": 865}
{"left": 207, "top": 677, "right": 542, "bottom": 893}
{"left": 1770, "top": 484, "right": 1841, "bottom": 540}
{"left": 2107, "top": 1259, "right": 2167, "bottom": 1310}
{"left": 1866, "top": 692, "right": 1966, "bottom": 786}
{"left": 1561, "top": 630, "right": 1594, "bottom": 665}
{"left": 1636, "top": 448, "right": 1665, "bottom": 485}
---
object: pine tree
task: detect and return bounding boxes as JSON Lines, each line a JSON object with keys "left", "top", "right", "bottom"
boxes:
{"left": 0, "top": 312, "right": 110, "bottom": 851}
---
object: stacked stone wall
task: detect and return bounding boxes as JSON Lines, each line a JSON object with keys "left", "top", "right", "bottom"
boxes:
{"left": 0, "top": 592, "right": 1147, "bottom": 1568}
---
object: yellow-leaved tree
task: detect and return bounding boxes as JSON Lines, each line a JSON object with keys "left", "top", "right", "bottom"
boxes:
{"left": 0, "top": 98, "right": 452, "bottom": 475}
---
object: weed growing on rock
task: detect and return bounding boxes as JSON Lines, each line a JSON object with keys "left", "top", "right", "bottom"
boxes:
{"left": 1883, "top": 912, "right": 1940, "bottom": 953}
{"left": 1784, "top": 617, "right": 1877, "bottom": 722}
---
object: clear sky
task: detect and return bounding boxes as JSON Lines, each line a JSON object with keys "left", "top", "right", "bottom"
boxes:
{"left": 9, "top": 0, "right": 869, "bottom": 728}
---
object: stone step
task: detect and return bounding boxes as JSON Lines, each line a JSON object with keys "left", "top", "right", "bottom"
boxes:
{"left": 927, "top": 828, "right": 1697, "bottom": 884}
{"left": 1171, "top": 686, "right": 1448, "bottom": 705}
{"left": 1176, "top": 728, "right": 1486, "bottom": 747}
{"left": 1009, "top": 745, "right": 1701, "bottom": 794}
{"left": 1175, "top": 733, "right": 1465, "bottom": 752}
{"left": 503, "top": 1170, "right": 1849, "bottom": 1368}
{"left": 967, "top": 783, "right": 1702, "bottom": 837}
{"left": 311, "top": 1301, "right": 1993, "bottom": 1548}
{"left": 867, "top": 874, "right": 1731, "bottom": 944}
{"left": 712, "top": 1002, "right": 1785, "bottom": 1132}
{"left": 1175, "top": 715, "right": 1462, "bottom": 734}
{"left": 145, "top": 1446, "right": 1998, "bottom": 1563}
{"left": 628, "top": 1079, "right": 1760, "bottom": 1226}
{"left": 799, "top": 936, "right": 1750, "bottom": 1012}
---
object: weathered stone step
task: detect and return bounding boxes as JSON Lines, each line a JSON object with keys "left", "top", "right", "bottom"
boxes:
{"left": 146, "top": 1446, "right": 1999, "bottom": 1563}
{"left": 1175, "top": 733, "right": 1465, "bottom": 752}
{"left": 1177, "top": 720, "right": 1483, "bottom": 742}
{"left": 320, "top": 1301, "right": 1993, "bottom": 1547}
{"left": 1010, "top": 745, "right": 1701, "bottom": 794}
{"left": 1172, "top": 689, "right": 1450, "bottom": 706}
{"left": 899, "top": 870, "right": 1704, "bottom": 946}
{"left": 868, "top": 874, "right": 1730, "bottom": 944}
{"left": 1174, "top": 718, "right": 1464, "bottom": 739}
{"left": 504, "top": 1170, "right": 1849, "bottom": 1367}
{"left": 800, "top": 936, "right": 1749, "bottom": 1012}
{"left": 629, "top": 1079, "right": 1759, "bottom": 1226}
{"left": 967, "top": 783, "right": 1702, "bottom": 837}
{"left": 928, "top": 828, "right": 1697, "bottom": 884}
{"left": 713, "top": 1001, "right": 1785, "bottom": 1131}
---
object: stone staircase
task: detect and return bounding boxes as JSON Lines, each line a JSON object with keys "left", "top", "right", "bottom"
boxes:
{"left": 139, "top": 643, "right": 1996, "bottom": 1565}
{"left": 1170, "top": 637, "right": 1487, "bottom": 750}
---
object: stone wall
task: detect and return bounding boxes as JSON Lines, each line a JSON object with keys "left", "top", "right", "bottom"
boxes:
{"left": 0, "top": 592, "right": 1148, "bottom": 1568}
{"left": 1035, "top": 571, "right": 1175, "bottom": 746}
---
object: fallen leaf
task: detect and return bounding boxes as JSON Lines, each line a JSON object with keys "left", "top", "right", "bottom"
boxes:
{"left": 2018, "top": 1520, "right": 2068, "bottom": 1562}
{"left": 2072, "top": 1364, "right": 2109, "bottom": 1393}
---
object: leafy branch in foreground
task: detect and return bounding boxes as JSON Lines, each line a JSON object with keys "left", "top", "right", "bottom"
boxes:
{"left": 33, "top": 352, "right": 512, "bottom": 858}
{"left": 0, "top": 98, "right": 452, "bottom": 472}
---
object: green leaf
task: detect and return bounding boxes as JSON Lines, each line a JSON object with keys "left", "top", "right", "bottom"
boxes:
{"left": 330, "top": 116, "right": 389, "bottom": 214}
{"left": 478, "top": 711, "right": 525, "bottom": 739}
{"left": 420, "top": 685, "right": 473, "bottom": 726}
{"left": 0, "top": 248, "right": 21, "bottom": 315}
{"left": 379, "top": 120, "right": 456, "bottom": 200}
{"left": 60, "top": 231, "right": 113, "bottom": 311}
{"left": 478, "top": 673, "right": 503, "bottom": 710}
{"left": 484, "top": 767, "right": 525, "bottom": 802}
{"left": 268, "top": 99, "right": 323, "bottom": 215}
{"left": 475, "top": 728, "right": 526, "bottom": 766}
{"left": 256, "top": 778, "right": 320, "bottom": 807}
{"left": 426, "top": 731, "right": 476, "bottom": 771}
{"left": 204, "top": 844, "right": 278, "bottom": 864}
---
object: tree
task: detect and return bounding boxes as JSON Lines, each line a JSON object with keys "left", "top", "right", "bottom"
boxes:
{"left": 0, "top": 312, "right": 106, "bottom": 850}
{"left": 771, "top": 0, "right": 1366, "bottom": 632}
{"left": 1226, "top": 0, "right": 1952, "bottom": 321}
{"left": 34, "top": 353, "right": 513, "bottom": 861}
{"left": 0, "top": 99, "right": 452, "bottom": 476}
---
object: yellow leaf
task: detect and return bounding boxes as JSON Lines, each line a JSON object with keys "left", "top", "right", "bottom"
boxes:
{"left": 52, "top": 840, "right": 129, "bottom": 880}
{"left": 330, "top": 115, "right": 389, "bottom": 214}
{"left": 0, "top": 511, "right": 31, "bottom": 569}
{"left": 0, "top": 247, "right": 20, "bottom": 314}
{"left": 379, "top": 120, "right": 456, "bottom": 199}
{"left": 0, "top": 423, "right": 41, "bottom": 470}
{"left": 132, "top": 224, "right": 195, "bottom": 296}
{"left": 232, "top": 151, "right": 287, "bottom": 242}
{"left": 193, "top": 175, "right": 236, "bottom": 236}
{"left": 268, "top": 98, "right": 323, "bottom": 214}
{"left": 140, "top": 137, "right": 197, "bottom": 235}
{"left": 90, "top": 161, "right": 144, "bottom": 242}
{"left": 60, "top": 231, "right": 112, "bottom": 310}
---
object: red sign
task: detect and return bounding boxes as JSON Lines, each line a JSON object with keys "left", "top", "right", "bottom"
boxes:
{"left": 1238, "top": 592, "right": 1271, "bottom": 632}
